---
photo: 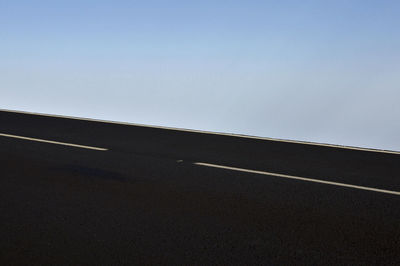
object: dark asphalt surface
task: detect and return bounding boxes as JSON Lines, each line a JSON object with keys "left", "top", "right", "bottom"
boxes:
{"left": 1, "top": 110, "right": 400, "bottom": 265}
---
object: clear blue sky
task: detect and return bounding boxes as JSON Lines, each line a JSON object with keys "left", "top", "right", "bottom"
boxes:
{"left": 1, "top": 0, "right": 400, "bottom": 151}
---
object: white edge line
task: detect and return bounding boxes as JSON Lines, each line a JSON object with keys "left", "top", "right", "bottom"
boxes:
{"left": 1, "top": 108, "right": 400, "bottom": 155}
{"left": 194, "top": 162, "right": 400, "bottom": 196}
{"left": 0, "top": 133, "right": 108, "bottom": 151}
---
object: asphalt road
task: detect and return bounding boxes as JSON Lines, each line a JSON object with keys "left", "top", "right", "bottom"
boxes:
{"left": 1, "top": 109, "right": 400, "bottom": 265}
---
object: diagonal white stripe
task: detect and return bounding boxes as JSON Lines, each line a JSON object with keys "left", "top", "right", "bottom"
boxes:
{"left": 194, "top": 162, "right": 400, "bottom": 196}
{"left": 0, "top": 133, "right": 108, "bottom": 151}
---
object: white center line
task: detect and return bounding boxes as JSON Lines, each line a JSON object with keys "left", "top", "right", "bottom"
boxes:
{"left": 194, "top": 162, "right": 400, "bottom": 196}
{"left": 0, "top": 133, "right": 108, "bottom": 151}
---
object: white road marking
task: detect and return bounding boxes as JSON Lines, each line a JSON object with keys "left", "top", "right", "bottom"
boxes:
{"left": 194, "top": 162, "right": 400, "bottom": 196}
{"left": 1, "top": 109, "right": 399, "bottom": 155}
{"left": 0, "top": 133, "right": 108, "bottom": 151}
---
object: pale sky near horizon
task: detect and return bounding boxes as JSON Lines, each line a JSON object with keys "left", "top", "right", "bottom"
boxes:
{"left": 1, "top": 1, "right": 400, "bottom": 151}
